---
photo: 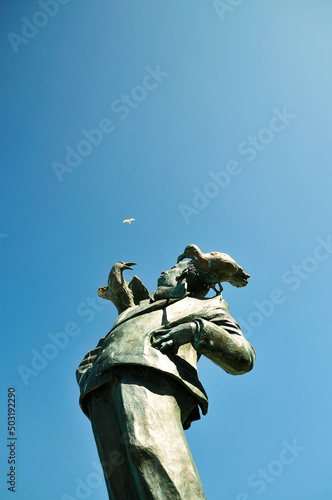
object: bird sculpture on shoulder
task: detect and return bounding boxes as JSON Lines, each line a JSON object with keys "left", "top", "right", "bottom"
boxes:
{"left": 177, "top": 243, "right": 250, "bottom": 295}
{"left": 97, "top": 261, "right": 149, "bottom": 314}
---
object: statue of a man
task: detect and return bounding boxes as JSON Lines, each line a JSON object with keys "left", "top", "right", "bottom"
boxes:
{"left": 76, "top": 256, "right": 255, "bottom": 499}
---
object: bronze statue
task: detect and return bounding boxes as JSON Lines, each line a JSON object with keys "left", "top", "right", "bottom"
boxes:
{"left": 76, "top": 246, "right": 256, "bottom": 499}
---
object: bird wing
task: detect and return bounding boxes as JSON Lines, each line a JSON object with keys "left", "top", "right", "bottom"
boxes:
{"left": 128, "top": 275, "right": 150, "bottom": 304}
{"left": 208, "top": 251, "right": 233, "bottom": 260}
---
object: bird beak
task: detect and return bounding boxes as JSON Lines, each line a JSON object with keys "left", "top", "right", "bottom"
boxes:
{"left": 177, "top": 253, "right": 185, "bottom": 263}
{"left": 123, "top": 262, "right": 137, "bottom": 270}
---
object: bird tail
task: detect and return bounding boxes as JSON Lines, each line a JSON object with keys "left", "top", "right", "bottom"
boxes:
{"left": 229, "top": 271, "right": 250, "bottom": 288}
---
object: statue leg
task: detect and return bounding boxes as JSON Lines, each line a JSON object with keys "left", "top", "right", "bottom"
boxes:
{"left": 88, "top": 367, "right": 206, "bottom": 500}
{"left": 87, "top": 381, "right": 140, "bottom": 500}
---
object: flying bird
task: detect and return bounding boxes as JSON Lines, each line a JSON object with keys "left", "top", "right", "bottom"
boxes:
{"left": 122, "top": 218, "right": 135, "bottom": 224}
{"left": 177, "top": 244, "right": 250, "bottom": 295}
{"left": 97, "top": 261, "right": 149, "bottom": 314}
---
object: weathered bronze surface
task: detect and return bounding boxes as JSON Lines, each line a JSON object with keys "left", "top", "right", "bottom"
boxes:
{"left": 76, "top": 247, "right": 256, "bottom": 499}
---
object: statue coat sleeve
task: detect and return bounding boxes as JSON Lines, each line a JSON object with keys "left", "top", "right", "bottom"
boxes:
{"left": 195, "top": 306, "right": 256, "bottom": 375}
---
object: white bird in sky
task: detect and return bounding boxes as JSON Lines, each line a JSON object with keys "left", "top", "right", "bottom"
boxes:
{"left": 122, "top": 218, "right": 135, "bottom": 224}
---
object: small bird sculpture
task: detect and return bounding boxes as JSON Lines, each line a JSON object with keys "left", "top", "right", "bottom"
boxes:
{"left": 122, "top": 218, "right": 135, "bottom": 224}
{"left": 177, "top": 244, "right": 250, "bottom": 295}
{"left": 97, "top": 261, "right": 149, "bottom": 314}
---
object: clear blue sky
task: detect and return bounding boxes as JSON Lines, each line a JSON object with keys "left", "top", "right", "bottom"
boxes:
{"left": 1, "top": 1, "right": 332, "bottom": 499}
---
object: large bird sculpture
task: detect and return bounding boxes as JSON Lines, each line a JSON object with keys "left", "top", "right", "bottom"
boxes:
{"left": 97, "top": 261, "right": 149, "bottom": 314}
{"left": 177, "top": 244, "right": 250, "bottom": 295}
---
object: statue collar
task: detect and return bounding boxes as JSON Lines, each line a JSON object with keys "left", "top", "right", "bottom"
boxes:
{"left": 110, "top": 296, "right": 182, "bottom": 331}
{"left": 109, "top": 293, "right": 224, "bottom": 333}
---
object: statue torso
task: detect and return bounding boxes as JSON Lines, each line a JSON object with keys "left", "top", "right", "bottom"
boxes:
{"left": 77, "top": 295, "right": 228, "bottom": 416}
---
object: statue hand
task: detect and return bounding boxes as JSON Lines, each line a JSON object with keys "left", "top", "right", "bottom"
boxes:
{"left": 151, "top": 323, "right": 195, "bottom": 354}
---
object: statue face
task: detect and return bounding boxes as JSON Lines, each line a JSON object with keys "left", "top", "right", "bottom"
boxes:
{"left": 157, "top": 262, "right": 187, "bottom": 288}
{"left": 157, "top": 268, "right": 178, "bottom": 288}
{"left": 156, "top": 261, "right": 209, "bottom": 299}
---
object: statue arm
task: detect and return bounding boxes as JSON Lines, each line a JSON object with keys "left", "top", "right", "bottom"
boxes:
{"left": 152, "top": 315, "right": 255, "bottom": 375}
{"left": 194, "top": 318, "right": 255, "bottom": 375}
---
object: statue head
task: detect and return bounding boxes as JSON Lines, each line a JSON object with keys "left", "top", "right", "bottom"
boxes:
{"left": 155, "top": 261, "right": 209, "bottom": 300}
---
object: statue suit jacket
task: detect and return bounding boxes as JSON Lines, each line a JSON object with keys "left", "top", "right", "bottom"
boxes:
{"left": 76, "top": 294, "right": 243, "bottom": 422}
